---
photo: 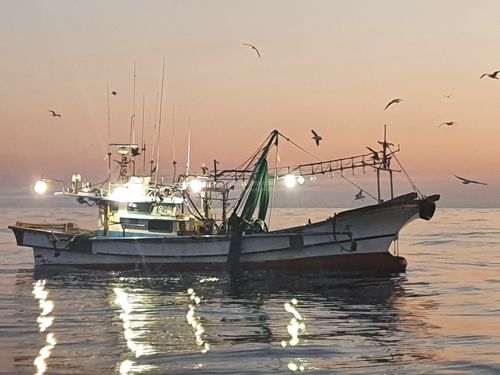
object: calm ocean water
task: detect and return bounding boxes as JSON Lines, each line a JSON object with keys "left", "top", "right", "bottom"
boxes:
{"left": 1, "top": 194, "right": 500, "bottom": 374}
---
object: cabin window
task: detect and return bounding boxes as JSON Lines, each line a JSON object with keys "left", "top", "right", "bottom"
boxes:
{"left": 148, "top": 220, "right": 174, "bottom": 233}
{"left": 120, "top": 217, "right": 148, "bottom": 229}
{"left": 127, "top": 202, "right": 151, "bottom": 213}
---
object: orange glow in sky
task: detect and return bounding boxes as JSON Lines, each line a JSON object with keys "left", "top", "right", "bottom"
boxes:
{"left": 1, "top": 1, "right": 499, "bottom": 207}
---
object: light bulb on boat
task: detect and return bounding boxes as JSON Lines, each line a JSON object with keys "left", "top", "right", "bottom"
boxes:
{"left": 310, "top": 175, "right": 317, "bottom": 182}
{"left": 110, "top": 186, "right": 129, "bottom": 202}
{"left": 296, "top": 175, "right": 305, "bottom": 185}
{"left": 34, "top": 180, "right": 48, "bottom": 194}
{"left": 284, "top": 174, "right": 297, "bottom": 188}
{"left": 189, "top": 179, "right": 204, "bottom": 193}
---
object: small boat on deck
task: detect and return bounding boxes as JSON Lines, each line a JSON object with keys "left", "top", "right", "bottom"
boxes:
{"left": 9, "top": 129, "right": 439, "bottom": 274}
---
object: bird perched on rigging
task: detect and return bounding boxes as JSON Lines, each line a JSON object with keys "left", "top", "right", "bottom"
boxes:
{"left": 48, "top": 110, "right": 61, "bottom": 117}
{"left": 377, "top": 140, "right": 394, "bottom": 148}
{"left": 366, "top": 146, "right": 380, "bottom": 161}
{"left": 311, "top": 129, "right": 322, "bottom": 146}
{"left": 480, "top": 71, "right": 500, "bottom": 79}
{"left": 438, "top": 121, "right": 458, "bottom": 128}
{"left": 384, "top": 98, "right": 403, "bottom": 110}
{"left": 454, "top": 175, "right": 487, "bottom": 185}
{"left": 242, "top": 43, "right": 261, "bottom": 58}
{"left": 131, "top": 146, "right": 141, "bottom": 156}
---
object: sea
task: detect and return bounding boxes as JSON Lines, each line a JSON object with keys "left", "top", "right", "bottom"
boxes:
{"left": 1, "top": 193, "right": 500, "bottom": 374}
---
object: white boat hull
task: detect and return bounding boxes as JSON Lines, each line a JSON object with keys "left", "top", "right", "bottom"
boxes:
{"left": 10, "top": 193, "right": 438, "bottom": 274}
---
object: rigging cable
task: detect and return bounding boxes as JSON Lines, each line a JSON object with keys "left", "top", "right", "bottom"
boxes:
{"left": 388, "top": 145, "right": 424, "bottom": 197}
{"left": 267, "top": 137, "right": 279, "bottom": 229}
{"left": 277, "top": 131, "right": 322, "bottom": 162}
{"left": 154, "top": 58, "right": 166, "bottom": 185}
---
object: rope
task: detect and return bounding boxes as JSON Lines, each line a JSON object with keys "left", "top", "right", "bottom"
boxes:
{"left": 388, "top": 145, "right": 424, "bottom": 197}
{"left": 277, "top": 131, "right": 322, "bottom": 162}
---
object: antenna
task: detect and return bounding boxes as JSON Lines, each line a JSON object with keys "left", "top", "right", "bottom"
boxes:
{"left": 132, "top": 61, "right": 136, "bottom": 122}
{"left": 172, "top": 105, "right": 177, "bottom": 182}
{"left": 155, "top": 58, "right": 166, "bottom": 185}
{"left": 106, "top": 85, "right": 111, "bottom": 178}
{"left": 150, "top": 92, "right": 159, "bottom": 175}
{"left": 185, "top": 119, "right": 191, "bottom": 177}
{"left": 141, "top": 92, "right": 146, "bottom": 174}
{"left": 130, "top": 61, "right": 136, "bottom": 147}
{"left": 106, "top": 84, "right": 111, "bottom": 150}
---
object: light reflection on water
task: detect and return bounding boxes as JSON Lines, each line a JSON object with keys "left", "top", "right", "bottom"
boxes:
{"left": 32, "top": 280, "right": 56, "bottom": 375}
{"left": 113, "top": 286, "right": 157, "bottom": 374}
{"left": 186, "top": 288, "right": 211, "bottom": 354}
{"left": 282, "top": 298, "right": 307, "bottom": 372}
{"left": 13, "top": 266, "right": 497, "bottom": 374}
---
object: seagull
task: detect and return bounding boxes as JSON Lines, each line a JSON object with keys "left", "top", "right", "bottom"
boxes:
{"left": 354, "top": 189, "right": 365, "bottom": 201}
{"left": 384, "top": 98, "right": 403, "bottom": 110}
{"left": 48, "top": 110, "right": 61, "bottom": 117}
{"left": 480, "top": 71, "right": 500, "bottom": 79}
{"left": 455, "top": 175, "right": 487, "bottom": 185}
{"left": 438, "top": 121, "right": 458, "bottom": 128}
{"left": 242, "top": 43, "right": 261, "bottom": 58}
{"left": 443, "top": 93, "right": 452, "bottom": 99}
{"left": 311, "top": 129, "right": 322, "bottom": 146}
{"left": 111, "top": 91, "right": 118, "bottom": 96}
{"left": 366, "top": 146, "right": 380, "bottom": 161}
{"left": 131, "top": 146, "right": 141, "bottom": 156}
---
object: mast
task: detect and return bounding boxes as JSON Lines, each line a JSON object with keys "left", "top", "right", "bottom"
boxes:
{"left": 141, "top": 92, "right": 146, "bottom": 174}
{"left": 150, "top": 92, "right": 159, "bottom": 176}
{"left": 129, "top": 62, "right": 137, "bottom": 175}
{"left": 106, "top": 85, "right": 112, "bottom": 181}
{"left": 172, "top": 106, "right": 177, "bottom": 182}
{"left": 185, "top": 123, "right": 191, "bottom": 177}
{"left": 154, "top": 58, "right": 166, "bottom": 185}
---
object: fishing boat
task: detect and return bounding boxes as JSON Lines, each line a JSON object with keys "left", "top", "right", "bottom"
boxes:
{"left": 9, "top": 129, "right": 439, "bottom": 274}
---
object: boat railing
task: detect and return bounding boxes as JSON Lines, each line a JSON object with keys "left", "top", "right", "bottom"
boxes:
{"left": 12, "top": 221, "right": 91, "bottom": 234}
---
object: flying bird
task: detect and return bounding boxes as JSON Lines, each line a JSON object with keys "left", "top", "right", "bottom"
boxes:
{"left": 242, "top": 43, "right": 261, "bottom": 58}
{"left": 48, "top": 110, "right": 61, "bottom": 117}
{"left": 438, "top": 121, "right": 458, "bottom": 128}
{"left": 311, "top": 129, "right": 322, "bottom": 146}
{"left": 111, "top": 91, "right": 118, "bottom": 96}
{"left": 384, "top": 98, "right": 403, "bottom": 110}
{"left": 354, "top": 189, "right": 366, "bottom": 201}
{"left": 366, "top": 146, "right": 380, "bottom": 161}
{"left": 443, "top": 93, "right": 452, "bottom": 99}
{"left": 454, "top": 175, "right": 487, "bottom": 185}
{"left": 480, "top": 71, "right": 500, "bottom": 79}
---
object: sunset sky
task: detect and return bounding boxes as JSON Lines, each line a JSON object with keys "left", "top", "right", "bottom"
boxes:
{"left": 1, "top": 1, "right": 499, "bottom": 207}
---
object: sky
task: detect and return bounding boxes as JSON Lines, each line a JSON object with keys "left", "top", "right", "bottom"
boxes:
{"left": 1, "top": 0, "right": 499, "bottom": 207}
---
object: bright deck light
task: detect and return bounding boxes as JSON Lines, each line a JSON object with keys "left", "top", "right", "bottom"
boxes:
{"left": 189, "top": 179, "right": 204, "bottom": 193}
{"left": 284, "top": 174, "right": 297, "bottom": 188}
{"left": 296, "top": 175, "right": 305, "bottom": 185}
{"left": 110, "top": 186, "right": 130, "bottom": 202}
{"left": 34, "top": 180, "right": 48, "bottom": 194}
